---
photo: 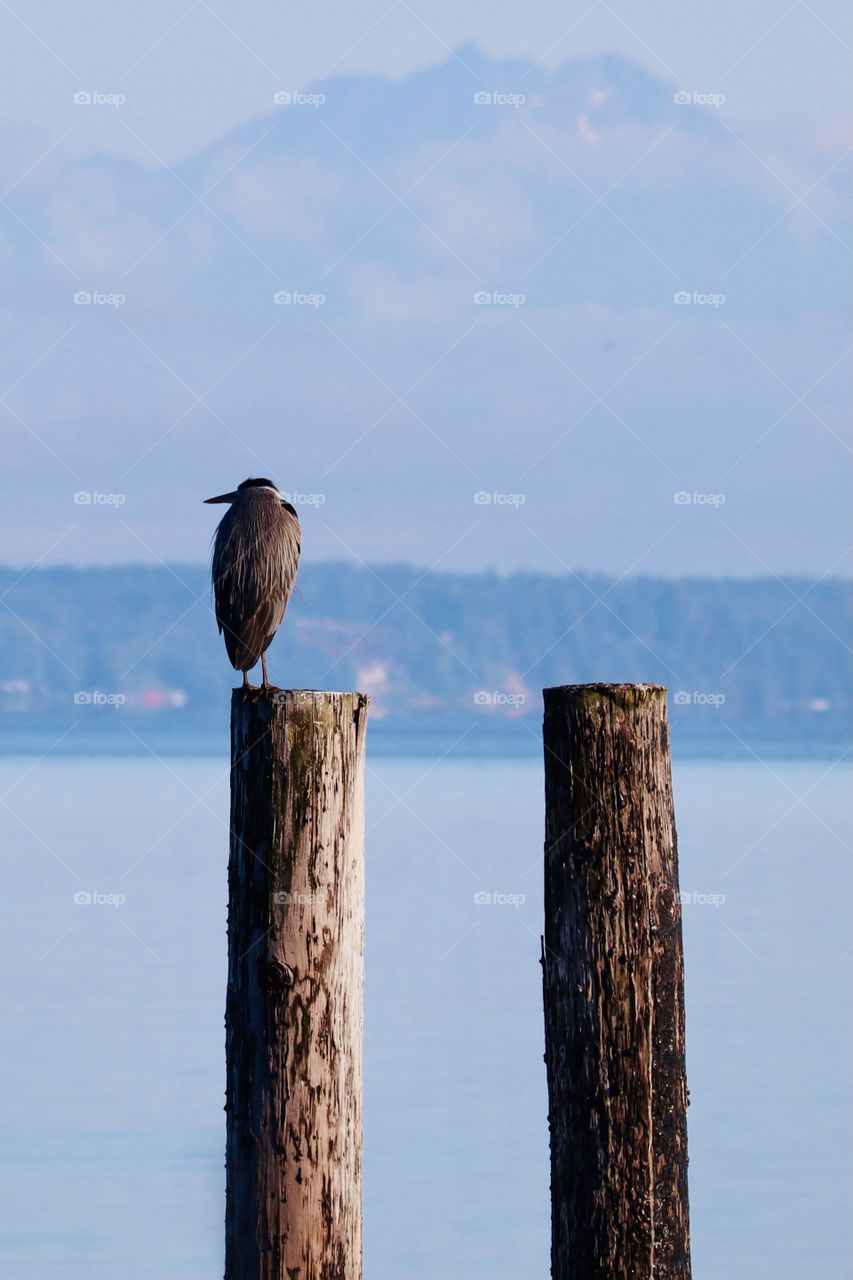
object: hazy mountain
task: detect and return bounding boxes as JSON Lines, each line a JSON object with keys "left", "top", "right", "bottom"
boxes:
{"left": 2, "top": 49, "right": 850, "bottom": 574}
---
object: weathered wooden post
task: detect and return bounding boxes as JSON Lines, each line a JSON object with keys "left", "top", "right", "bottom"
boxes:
{"left": 542, "top": 683, "right": 690, "bottom": 1280}
{"left": 226, "top": 688, "right": 369, "bottom": 1280}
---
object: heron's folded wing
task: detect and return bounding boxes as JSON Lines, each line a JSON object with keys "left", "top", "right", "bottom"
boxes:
{"left": 225, "top": 596, "right": 284, "bottom": 670}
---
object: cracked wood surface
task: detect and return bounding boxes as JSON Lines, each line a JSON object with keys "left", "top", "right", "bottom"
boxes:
{"left": 226, "top": 689, "right": 368, "bottom": 1280}
{"left": 542, "top": 683, "right": 691, "bottom": 1280}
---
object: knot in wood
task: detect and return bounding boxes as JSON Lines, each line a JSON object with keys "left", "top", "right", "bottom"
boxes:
{"left": 259, "top": 959, "right": 294, "bottom": 993}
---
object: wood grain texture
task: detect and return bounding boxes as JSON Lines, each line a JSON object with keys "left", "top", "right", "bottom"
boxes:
{"left": 226, "top": 689, "right": 368, "bottom": 1280}
{"left": 542, "top": 683, "right": 690, "bottom": 1280}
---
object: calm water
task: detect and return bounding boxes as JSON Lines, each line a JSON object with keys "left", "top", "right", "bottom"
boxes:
{"left": 0, "top": 754, "right": 850, "bottom": 1278}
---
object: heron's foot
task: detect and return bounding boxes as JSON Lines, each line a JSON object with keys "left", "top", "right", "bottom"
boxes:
{"left": 242, "top": 672, "right": 257, "bottom": 691}
{"left": 261, "top": 653, "right": 272, "bottom": 691}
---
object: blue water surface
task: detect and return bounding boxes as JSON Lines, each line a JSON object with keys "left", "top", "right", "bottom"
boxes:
{"left": 0, "top": 752, "right": 850, "bottom": 1278}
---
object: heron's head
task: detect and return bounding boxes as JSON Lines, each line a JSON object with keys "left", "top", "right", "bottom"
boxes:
{"left": 204, "top": 477, "right": 281, "bottom": 504}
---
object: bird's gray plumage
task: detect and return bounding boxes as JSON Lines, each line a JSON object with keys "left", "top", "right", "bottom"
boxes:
{"left": 209, "top": 480, "right": 300, "bottom": 674}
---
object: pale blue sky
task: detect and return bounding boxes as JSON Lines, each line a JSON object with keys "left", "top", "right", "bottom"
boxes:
{"left": 1, "top": 3, "right": 850, "bottom": 576}
{"left": 1, "top": 0, "right": 851, "bottom": 162}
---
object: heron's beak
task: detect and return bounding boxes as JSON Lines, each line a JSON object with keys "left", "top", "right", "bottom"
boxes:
{"left": 204, "top": 491, "right": 240, "bottom": 504}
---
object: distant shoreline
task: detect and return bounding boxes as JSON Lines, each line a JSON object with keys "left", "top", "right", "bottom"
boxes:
{"left": 0, "top": 722, "right": 848, "bottom": 763}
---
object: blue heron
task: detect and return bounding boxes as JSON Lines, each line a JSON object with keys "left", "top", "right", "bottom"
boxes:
{"left": 204, "top": 478, "right": 301, "bottom": 689}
